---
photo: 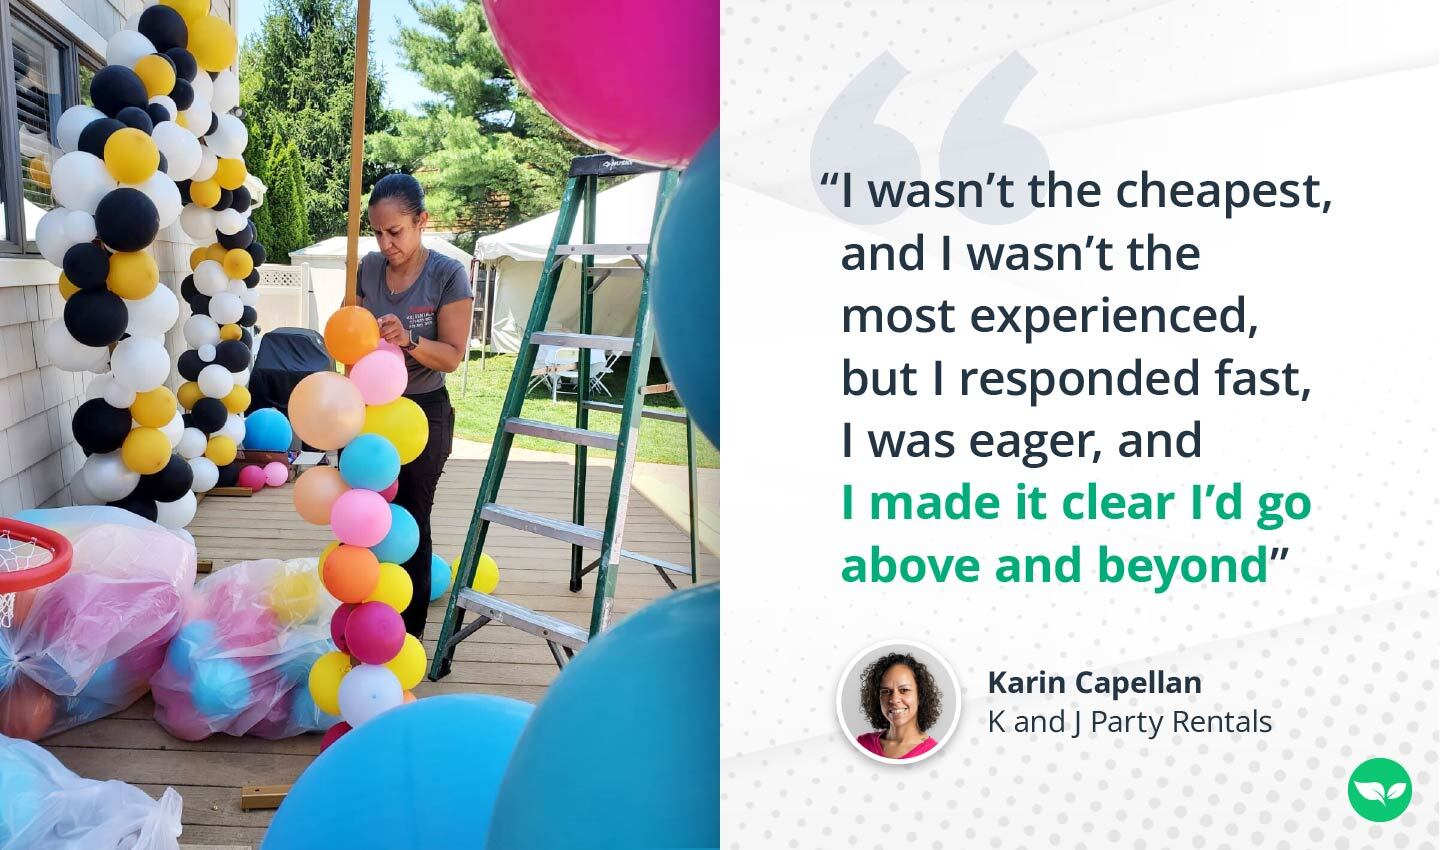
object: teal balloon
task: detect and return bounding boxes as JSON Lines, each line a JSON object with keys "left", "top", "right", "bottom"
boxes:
{"left": 80, "top": 659, "right": 126, "bottom": 704}
{"left": 370, "top": 503, "right": 419, "bottom": 564}
{"left": 339, "top": 434, "right": 401, "bottom": 491}
{"left": 166, "top": 620, "right": 216, "bottom": 678}
{"left": 191, "top": 657, "right": 252, "bottom": 719}
{"left": 429, "top": 552, "right": 450, "bottom": 601}
{"left": 651, "top": 132, "right": 719, "bottom": 447}
{"left": 486, "top": 584, "right": 718, "bottom": 849}
{"left": 243, "top": 407, "right": 293, "bottom": 451}
{"left": 264, "top": 695, "right": 532, "bottom": 849}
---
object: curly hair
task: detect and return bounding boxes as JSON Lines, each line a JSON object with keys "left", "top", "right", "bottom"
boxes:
{"left": 859, "top": 652, "right": 942, "bottom": 732}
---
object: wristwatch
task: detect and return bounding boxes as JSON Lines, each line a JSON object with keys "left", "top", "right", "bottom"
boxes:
{"left": 402, "top": 337, "right": 419, "bottom": 352}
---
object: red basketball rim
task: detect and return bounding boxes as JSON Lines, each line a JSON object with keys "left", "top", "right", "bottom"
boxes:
{"left": 0, "top": 518, "right": 72, "bottom": 593}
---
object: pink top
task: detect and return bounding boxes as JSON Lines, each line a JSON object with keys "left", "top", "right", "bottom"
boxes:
{"left": 856, "top": 732, "right": 937, "bottom": 760}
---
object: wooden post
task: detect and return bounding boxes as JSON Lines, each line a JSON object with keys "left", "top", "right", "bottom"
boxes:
{"left": 342, "top": 0, "right": 372, "bottom": 308}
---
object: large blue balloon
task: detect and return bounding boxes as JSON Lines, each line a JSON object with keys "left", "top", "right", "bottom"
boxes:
{"left": 339, "top": 434, "right": 401, "bottom": 492}
{"left": 370, "top": 503, "right": 419, "bottom": 564}
{"left": 264, "top": 695, "right": 533, "bottom": 850}
{"left": 651, "top": 132, "right": 719, "bottom": 447}
{"left": 487, "top": 583, "right": 719, "bottom": 849}
{"left": 242, "top": 407, "right": 293, "bottom": 452}
{"left": 429, "top": 552, "right": 451, "bottom": 601}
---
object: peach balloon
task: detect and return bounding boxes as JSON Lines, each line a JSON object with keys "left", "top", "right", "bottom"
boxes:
{"left": 289, "top": 371, "right": 365, "bottom": 450}
{"left": 294, "top": 466, "right": 349, "bottom": 525}
{"left": 324, "top": 306, "right": 380, "bottom": 365}
{"left": 0, "top": 675, "right": 58, "bottom": 740}
{"left": 321, "top": 544, "right": 381, "bottom": 603}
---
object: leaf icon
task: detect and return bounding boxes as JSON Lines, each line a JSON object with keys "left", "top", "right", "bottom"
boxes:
{"left": 1355, "top": 782, "right": 1387, "bottom": 804}
{"left": 1386, "top": 783, "right": 1407, "bottom": 800}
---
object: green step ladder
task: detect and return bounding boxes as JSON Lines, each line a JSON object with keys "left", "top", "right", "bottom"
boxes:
{"left": 429, "top": 154, "right": 697, "bottom": 678}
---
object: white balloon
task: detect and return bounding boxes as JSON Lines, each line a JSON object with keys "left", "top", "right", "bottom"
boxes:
{"left": 183, "top": 97, "right": 213, "bottom": 139}
{"left": 209, "top": 292, "right": 243, "bottom": 325}
{"left": 217, "top": 412, "right": 246, "bottom": 444}
{"left": 62, "top": 210, "right": 96, "bottom": 246}
{"left": 194, "top": 260, "right": 228, "bottom": 296}
{"left": 210, "top": 69, "right": 240, "bottom": 113}
{"left": 233, "top": 367, "right": 251, "bottom": 387}
{"left": 124, "top": 284, "right": 180, "bottom": 337}
{"left": 199, "top": 363, "right": 235, "bottom": 398}
{"left": 239, "top": 286, "right": 259, "bottom": 308}
{"left": 155, "top": 491, "right": 198, "bottom": 529}
{"left": 102, "top": 377, "right": 137, "bottom": 408}
{"left": 148, "top": 95, "right": 177, "bottom": 123}
{"left": 190, "top": 69, "right": 214, "bottom": 104}
{"left": 85, "top": 373, "right": 111, "bottom": 401}
{"left": 183, "top": 314, "right": 221, "bottom": 348}
{"left": 83, "top": 451, "right": 140, "bottom": 502}
{"left": 178, "top": 427, "right": 207, "bottom": 459}
{"left": 57, "top": 104, "right": 106, "bottom": 153}
{"left": 206, "top": 114, "right": 249, "bottom": 158}
{"left": 337, "top": 665, "right": 404, "bottom": 727}
{"left": 192, "top": 147, "right": 218, "bottom": 182}
{"left": 105, "top": 29, "right": 154, "bottom": 67}
{"left": 35, "top": 207, "right": 73, "bottom": 266}
{"left": 198, "top": 343, "right": 217, "bottom": 363}
{"left": 125, "top": 171, "right": 182, "bottom": 229}
{"left": 225, "top": 277, "right": 247, "bottom": 297}
{"left": 68, "top": 470, "right": 100, "bottom": 506}
{"left": 160, "top": 409, "right": 185, "bottom": 447}
{"left": 215, "top": 208, "right": 246, "bottom": 235}
{"left": 179, "top": 203, "right": 216, "bottom": 242}
{"left": 170, "top": 527, "right": 196, "bottom": 547}
{"left": 52, "top": 152, "right": 117, "bottom": 214}
{"left": 110, "top": 335, "right": 170, "bottom": 392}
{"left": 44, "top": 320, "right": 109, "bottom": 372}
{"left": 188, "top": 457, "right": 219, "bottom": 492}
{"left": 153, "top": 121, "right": 201, "bottom": 181}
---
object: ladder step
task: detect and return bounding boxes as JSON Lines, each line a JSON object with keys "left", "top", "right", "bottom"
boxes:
{"left": 582, "top": 400, "right": 687, "bottom": 424}
{"left": 556, "top": 243, "right": 647, "bottom": 256}
{"left": 456, "top": 589, "right": 589, "bottom": 650}
{"left": 530, "top": 332, "right": 634, "bottom": 350}
{"left": 504, "top": 417, "right": 618, "bottom": 450}
{"left": 481, "top": 504, "right": 686, "bottom": 571}
{"left": 584, "top": 266, "right": 643, "bottom": 278}
{"left": 618, "top": 549, "right": 691, "bottom": 576}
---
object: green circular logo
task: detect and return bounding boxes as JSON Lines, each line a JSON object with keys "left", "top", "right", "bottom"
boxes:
{"left": 1347, "top": 757, "right": 1412, "bottom": 822}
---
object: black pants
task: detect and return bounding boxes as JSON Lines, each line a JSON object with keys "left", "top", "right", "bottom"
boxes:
{"left": 392, "top": 386, "right": 454, "bottom": 638}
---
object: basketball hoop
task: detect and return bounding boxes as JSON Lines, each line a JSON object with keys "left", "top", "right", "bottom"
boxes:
{"left": 0, "top": 518, "right": 72, "bottom": 629}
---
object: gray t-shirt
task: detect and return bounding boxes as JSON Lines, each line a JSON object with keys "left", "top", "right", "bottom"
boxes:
{"left": 356, "top": 250, "right": 473, "bottom": 394}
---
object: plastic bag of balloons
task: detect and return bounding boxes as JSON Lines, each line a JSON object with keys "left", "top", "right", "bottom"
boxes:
{"left": 0, "top": 507, "right": 196, "bottom": 741}
{"left": 150, "top": 557, "right": 341, "bottom": 740}
{"left": 0, "top": 732, "right": 183, "bottom": 849}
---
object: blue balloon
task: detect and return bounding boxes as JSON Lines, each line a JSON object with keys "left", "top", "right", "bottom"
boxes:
{"left": 166, "top": 620, "right": 217, "bottom": 678}
{"left": 370, "top": 503, "right": 419, "bottom": 564}
{"left": 486, "top": 584, "right": 718, "bottom": 850}
{"left": 191, "top": 657, "right": 252, "bottom": 719}
{"left": 429, "top": 553, "right": 451, "bottom": 601}
{"left": 79, "top": 659, "right": 126, "bottom": 704}
{"left": 338, "top": 434, "right": 401, "bottom": 492}
{"left": 651, "top": 132, "right": 719, "bottom": 447}
{"left": 264, "top": 695, "right": 533, "bottom": 850}
{"left": 242, "top": 407, "right": 294, "bottom": 452}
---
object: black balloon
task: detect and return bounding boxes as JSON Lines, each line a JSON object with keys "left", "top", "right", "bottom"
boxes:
{"left": 108, "top": 492, "right": 158, "bottom": 522}
{"left": 90, "top": 65, "right": 148, "bottom": 117}
{"left": 238, "top": 328, "right": 254, "bottom": 350}
{"left": 176, "top": 180, "right": 192, "bottom": 204}
{"left": 145, "top": 102, "right": 171, "bottom": 126}
{"left": 216, "top": 461, "right": 242, "bottom": 488}
{"left": 177, "top": 349, "right": 204, "bottom": 382}
{"left": 218, "top": 220, "right": 255, "bottom": 250}
{"left": 72, "top": 398, "right": 132, "bottom": 455}
{"left": 78, "top": 117, "right": 125, "bottom": 158}
{"left": 189, "top": 293, "right": 211, "bottom": 316}
{"left": 138, "top": 454, "right": 194, "bottom": 503}
{"left": 116, "top": 105, "right": 154, "bottom": 133}
{"left": 62, "top": 243, "right": 110, "bottom": 290}
{"left": 243, "top": 269, "right": 260, "bottom": 288}
{"left": 238, "top": 306, "right": 258, "bottom": 328}
{"left": 191, "top": 397, "right": 228, "bottom": 434}
{"left": 138, "top": 6, "right": 188, "bottom": 52}
{"left": 165, "top": 47, "right": 197, "bottom": 82}
{"left": 215, "top": 339, "right": 250, "bottom": 372}
{"left": 230, "top": 185, "right": 251, "bottom": 212}
{"left": 169, "top": 78, "right": 194, "bottom": 111}
{"left": 245, "top": 241, "right": 266, "bottom": 266}
{"left": 64, "top": 289, "right": 127, "bottom": 346}
{"left": 95, "top": 188, "right": 159, "bottom": 252}
{"left": 157, "top": 152, "right": 169, "bottom": 174}
{"left": 214, "top": 188, "right": 233, "bottom": 211}
{"left": 180, "top": 273, "right": 198, "bottom": 301}
{"left": 205, "top": 112, "right": 219, "bottom": 136}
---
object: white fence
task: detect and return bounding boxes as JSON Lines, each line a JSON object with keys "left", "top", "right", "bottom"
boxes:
{"left": 256, "top": 263, "right": 317, "bottom": 331}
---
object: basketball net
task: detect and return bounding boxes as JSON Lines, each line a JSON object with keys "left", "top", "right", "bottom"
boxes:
{"left": 0, "top": 529, "right": 51, "bottom": 629}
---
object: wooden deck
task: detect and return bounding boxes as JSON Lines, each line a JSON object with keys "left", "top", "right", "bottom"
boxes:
{"left": 40, "top": 450, "right": 719, "bottom": 848}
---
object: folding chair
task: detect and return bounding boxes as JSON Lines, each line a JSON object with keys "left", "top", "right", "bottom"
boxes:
{"left": 586, "top": 349, "right": 619, "bottom": 396}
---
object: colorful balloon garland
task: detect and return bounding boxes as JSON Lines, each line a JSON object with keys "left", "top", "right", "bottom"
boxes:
{"left": 38, "top": 0, "right": 258, "bottom": 528}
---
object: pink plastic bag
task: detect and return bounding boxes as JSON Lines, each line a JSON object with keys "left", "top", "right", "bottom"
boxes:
{"left": 150, "top": 557, "right": 339, "bottom": 740}
{"left": 0, "top": 507, "right": 195, "bottom": 741}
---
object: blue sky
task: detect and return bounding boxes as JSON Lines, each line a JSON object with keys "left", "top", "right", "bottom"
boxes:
{"left": 237, "top": 0, "right": 435, "bottom": 114}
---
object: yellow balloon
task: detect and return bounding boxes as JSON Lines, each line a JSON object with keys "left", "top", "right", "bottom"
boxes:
{"left": 270, "top": 571, "right": 320, "bottom": 624}
{"left": 215, "top": 158, "right": 246, "bottom": 191}
{"left": 131, "top": 386, "right": 177, "bottom": 428}
{"left": 103, "top": 127, "right": 159, "bottom": 184}
{"left": 133, "top": 54, "right": 177, "bottom": 98}
{"left": 205, "top": 434, "right": 237, "bottom": 465}
{"left": 107, "top": 250, "right": 159, "bottom": 300}
{"left": 384, "top": 634, "right": 426, "bottom": 691}
{"left": 318, "top": 540, "right": 340, "bottom": 572}
{"left": 160, "top": 0, "right": 207, "bottom": 23}
{"left": 189, "top": 245, "right": 208, "bottom": 270}
{"left": 451, "top": 552, "right": 499, "bottom": 594}
{"left": 222, "top": 247, "right": 253, "bottom": 279}
{"left": 205, "top": 242, "right": 229, "bottom": 264}
{"left": 222, "top": 384, "right": 251, "bottom": 414}
{"left": 308, "top": 651, "right": 351, "bottom": 716}
{"left": 58, "top": 272, "right": 78, "bottom": 300}
{"left": 366, "top": 562, "right": 413, "bottom": 612}
{"left": 28, "top": 156, "right": 50, "bottom": 190}
{"left": 188, "top": 15, "right": 238, "bottom": 73}
{"left": 190, "top": 178, "right": 221, "bottom": 208}
{"left": 220, "top": 323, "right": 243, "bottom": 341}
{"left": 361, "top": 397, "right": 428, "bottom": 464}
{"left": 175, "top": 111, "right": 188, "bottom": 129}
{"left": 177, "top": 381, "right": 203, "bottom": 410}
{"left": 121, "top": 427, "right": 170, "bottom": 474}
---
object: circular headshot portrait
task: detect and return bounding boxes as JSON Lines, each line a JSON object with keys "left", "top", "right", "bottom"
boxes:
{"left": 837, "top": 640, "right": 960, "bottom": 764}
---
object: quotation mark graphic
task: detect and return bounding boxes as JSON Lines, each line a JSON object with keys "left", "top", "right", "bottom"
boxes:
{"left": 811, "top": 50, "right": 1048, "bottom": 226}
{"left": 1347, "top": 757, "right": 1412, "bottom": 823}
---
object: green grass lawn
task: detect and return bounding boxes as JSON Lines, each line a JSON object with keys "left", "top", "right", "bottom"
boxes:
{"left": 445, "top": 352, "right": 719, "bottom": 467}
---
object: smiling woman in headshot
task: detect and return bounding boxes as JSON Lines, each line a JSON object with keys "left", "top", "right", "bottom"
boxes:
{"left": 856, "top": 652, "right": 943, "bottom": 760}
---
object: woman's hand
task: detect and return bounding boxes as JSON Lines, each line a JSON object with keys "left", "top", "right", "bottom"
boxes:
{"left": 377, "top": 313, "right": 412, "bottom": 348}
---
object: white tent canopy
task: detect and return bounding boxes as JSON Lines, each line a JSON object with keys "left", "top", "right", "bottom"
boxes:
{"left": 475, "top": 173, "right": 662, "bottom": 353}
{"left": 290, "top": 234, "right": 473, "bottom": 333}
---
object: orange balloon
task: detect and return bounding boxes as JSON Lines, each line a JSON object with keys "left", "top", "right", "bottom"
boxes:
{"left": 403, "top": 690, "right": 417, "bottom": 704}
{"left": 0, "top": 675, "right": 58, "bottom": 740}
{"left": 294, "top": 466, "right": 349, "bottom": 525}
{"left": 321, "top": 545, "right": 381, "bottom": 603}
{"left": 288, "top": 371, "right": 365, "bottom": 450}
{"left": 324, "top": 306, "right": 380, "bottom": 365}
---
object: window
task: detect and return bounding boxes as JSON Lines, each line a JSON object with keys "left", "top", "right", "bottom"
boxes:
{"left": 0, "top": 2, "right": 99, "bottom": 255}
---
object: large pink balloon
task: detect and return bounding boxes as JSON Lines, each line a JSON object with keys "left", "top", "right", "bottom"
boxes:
{"left": 349, "top": 350, "right": 408, "bottom": 406}
{"left": 330, "top": 488, "right": 392, "bottom": 548}
{"left": 289, "top": 371, "right": 365, "bottom": 450}
{"left": 483, "top": 0, "right": 718, "bottom": 167}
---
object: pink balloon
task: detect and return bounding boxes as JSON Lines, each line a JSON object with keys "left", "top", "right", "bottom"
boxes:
{"left": 330, "top": 603, "right": 357, "bottom": 653}
{"left": 263, "top": 461, "right": 289, "bottom": 487}
{"left": 330, "top": 488, "right": 392, "bottom": 548}
{"left": 483, "top": 0, "right": 717, "bottom": 167}
{"left": 319, "top": 720, "right": 352, "bottom": 752}
{"left": 343, "top": 601, "right": 406, "bottom": 665}
{"left": 375, "top": 339, "right": 404, "bottom": 359}
{"left": 349, "top": 350, "right": 409, "bottom": 406}
{"left": 238, "top": 464, "right": 266, "bottom": 492}
{"left": 378, "top": 479, "right": 399, "bottom": 502}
